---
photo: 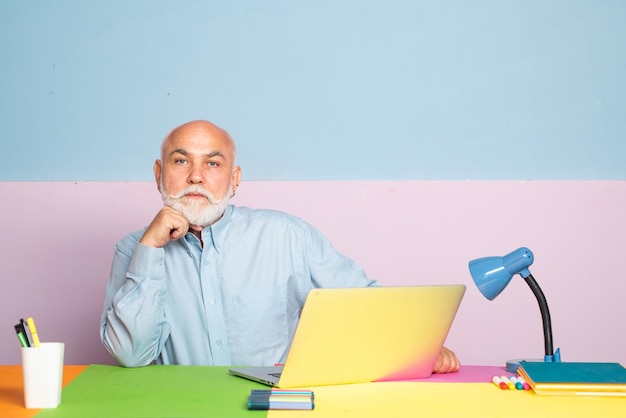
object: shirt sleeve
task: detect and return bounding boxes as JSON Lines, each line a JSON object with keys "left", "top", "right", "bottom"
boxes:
{"left": 303, "top": 222, "right": 380, "bottom": 289}
{"left": 100, "top": 236, "right": 171, "bottom": 367}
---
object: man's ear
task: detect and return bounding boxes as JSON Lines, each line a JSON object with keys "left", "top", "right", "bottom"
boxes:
{"left": 231, "top": 166, "right": 242, "bottom": 197}
{"left": 153, "top": 160, "right": 162, "bottom": 192}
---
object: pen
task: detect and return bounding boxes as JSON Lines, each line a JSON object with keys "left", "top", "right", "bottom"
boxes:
{"left": 27, "top": 317, "right": 40, "bottom": 347}
{"left": 20, "top": 318, "right": 33, "bottom": 346}
{"left": 14, "top": 324, "right": 29, "bottom": 348}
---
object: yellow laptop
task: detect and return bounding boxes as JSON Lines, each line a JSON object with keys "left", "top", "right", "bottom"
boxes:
{"left": 229, "top": 285, "right": 466, "bottom": 388}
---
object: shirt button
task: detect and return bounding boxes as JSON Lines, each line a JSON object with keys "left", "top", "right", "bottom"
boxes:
{"left": 216, "top": 340, "right": 222, "bottom": 346}
{"left": 209, "top": 299, "right": 216, "bottom": 305}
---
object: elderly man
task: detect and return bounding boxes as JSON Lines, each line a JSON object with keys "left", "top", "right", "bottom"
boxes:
{"left": 100, "top": 120, "right": 460, "bottom": 373}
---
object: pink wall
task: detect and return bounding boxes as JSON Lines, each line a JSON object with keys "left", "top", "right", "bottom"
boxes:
{"left": 1, "top": 181, "right": 625, "bottom": 367}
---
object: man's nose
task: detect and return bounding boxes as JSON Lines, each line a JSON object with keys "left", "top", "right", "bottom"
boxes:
{"left": 187, "top": 165, "right": 203, "bottom": 184}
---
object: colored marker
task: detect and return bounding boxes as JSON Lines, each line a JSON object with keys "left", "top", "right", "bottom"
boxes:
{"left": 20, "top": 318, "right": 33, "bottom": 346}
{"left": 251, "top": 389, "right": 315, "bottom": 399}
{"left": 248, "top": 388, "right": 314, "bottom": 410}
{"left": 491, "top": 375, "right": 508, "bottom": 389}
{"left": 500, "top": 375, "right": 516, "bottom": 390}
{"left": 15, "top": 321, "right": 30, "bottom": 346}
{"left": 509, "top": 376, "right": 524, "bottom": 390}
{"left": 14, "top": 324, "right": 29, "bottom": 348}
{"left": 26, "top": 317, "right": 40, "bottom": 347}
{"left": 516, "top": 376, "right": 531, "bottom": 390}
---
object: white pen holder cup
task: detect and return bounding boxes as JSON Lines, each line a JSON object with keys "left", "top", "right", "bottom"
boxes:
{"left": 21, "top": 342, "right": 65, "bottom": 409}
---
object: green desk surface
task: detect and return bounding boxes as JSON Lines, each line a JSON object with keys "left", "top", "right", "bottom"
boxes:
{"left": 35, "top": 364, "right": 268, "bottom": 418}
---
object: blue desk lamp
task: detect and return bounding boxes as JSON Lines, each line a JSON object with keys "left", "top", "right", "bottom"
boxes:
{"left": 469, "top": 247, "right": 561, "bottom": 372}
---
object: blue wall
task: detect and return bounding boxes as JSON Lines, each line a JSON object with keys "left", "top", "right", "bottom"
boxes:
{"left": 1, "top": 1, "right": 625, "bottom": 181}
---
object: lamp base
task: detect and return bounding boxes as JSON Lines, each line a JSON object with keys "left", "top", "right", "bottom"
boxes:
{"left": 506, "top": 348, "right": 562, "bottom": 372}
{"left": 505, "top": 358, "right": 543, "bottom": 373}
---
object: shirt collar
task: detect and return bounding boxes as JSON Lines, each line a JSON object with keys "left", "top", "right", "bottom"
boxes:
{"left": 200, "top": 205, "right": 233, "bottom": 253}
{"left": 181, "top": 205, "right": 234, "bottom": 253}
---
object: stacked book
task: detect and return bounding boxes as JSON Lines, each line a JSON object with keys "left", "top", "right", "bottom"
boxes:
{"left": 517, "top": 361, "right": 626, "bottom": 397}
{"left": 247, "top": 389, "right": 314, "bottom": 410}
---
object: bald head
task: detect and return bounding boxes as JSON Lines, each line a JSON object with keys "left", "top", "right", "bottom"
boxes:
{"left": 161, "top": 120, "right": 237, "bottom": 163}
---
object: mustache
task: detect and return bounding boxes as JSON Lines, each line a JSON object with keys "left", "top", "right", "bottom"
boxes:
{"left": 168, "top": 185, "right": 219, "bottom": 204}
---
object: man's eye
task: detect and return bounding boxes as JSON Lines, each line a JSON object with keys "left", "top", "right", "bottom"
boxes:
{"left": 208, "top": 161, "right": 219, "bottom": 167}
{"left": 174, "top": 159, "right": 188, "bottom": 165}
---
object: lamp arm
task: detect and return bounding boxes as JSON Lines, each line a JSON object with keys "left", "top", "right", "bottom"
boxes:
{"left": 523, "top": 273, "right": 554, "bottom": 358}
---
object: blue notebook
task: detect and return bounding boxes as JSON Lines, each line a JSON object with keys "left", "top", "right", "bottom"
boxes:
{"left": 517, "top": 361, "right": 626, "bottom": 396}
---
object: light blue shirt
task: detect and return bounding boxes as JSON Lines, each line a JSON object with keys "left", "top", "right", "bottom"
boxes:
{"left": 100, "top": 205, "right": 378, "bottom": 367}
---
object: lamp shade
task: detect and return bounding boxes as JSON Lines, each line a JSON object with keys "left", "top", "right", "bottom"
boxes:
{"left": 469, "top": 247, "right": 534, "bottom": 300}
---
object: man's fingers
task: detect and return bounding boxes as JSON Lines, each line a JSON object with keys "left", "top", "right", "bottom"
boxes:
{"left": 169, "top": 224, "right": 188, "bottom": 241}
{"left": 140, "top": 207, "right": 190, "bottom": 247}
{"left": 433, "top": 346, "right": 461, "bottom": 374}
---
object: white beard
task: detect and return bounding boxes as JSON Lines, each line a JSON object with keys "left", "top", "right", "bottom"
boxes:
{"left": 160, "top": 183, "right": 230, "bottom": 227}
